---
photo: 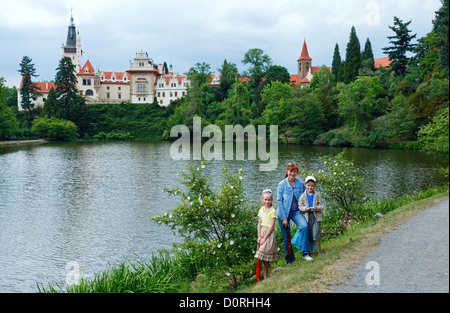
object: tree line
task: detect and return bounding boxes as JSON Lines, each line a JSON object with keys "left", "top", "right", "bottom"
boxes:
{"left": 1, "top": 1, "right": 448, "bottom": 164}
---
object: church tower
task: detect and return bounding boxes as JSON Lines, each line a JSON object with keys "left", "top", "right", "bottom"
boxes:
{"left": 297, "top": 39, "right": 312, "bottom": 79}
{"left": 61, "top": 12, "right": 82, "bottom": 74}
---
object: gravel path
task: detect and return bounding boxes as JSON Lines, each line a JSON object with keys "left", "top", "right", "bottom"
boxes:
{"left": 331, "top": 198, "right": 449, "bottom": 293}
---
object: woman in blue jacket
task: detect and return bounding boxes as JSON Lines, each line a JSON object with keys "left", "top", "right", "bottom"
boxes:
{"left": 277, "top": 162, "right": 313, "bottom": 263}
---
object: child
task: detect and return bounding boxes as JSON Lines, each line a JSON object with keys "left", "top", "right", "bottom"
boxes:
{"left": 254, "top": 189, "right": 278, "bottom": 279}
{"left": 299, "top": 176, "right": 324, "bottom": 256}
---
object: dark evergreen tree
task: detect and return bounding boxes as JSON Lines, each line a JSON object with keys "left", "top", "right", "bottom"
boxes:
{"left": 241, "top": 48, "right": 272, "bottom": 115}
{"left": 162, "top": 62, "right": 169, "bottom": 74}
{"left": 55, "top": 57, "right": 79, "bottom": 119}
{"left": 331, "top": 44, "right": 341, "bottom": 82}
{"left": 359, "top": 38, "right": 376, "bottom": 76}
{"left": 361, "top": 38, "right": 375, "bottom": 69}
{"left": 18, "top": 56, "right": 41, "bottom": 117}
{"left": 342, "top": 26, "right": 361, "bottom": 83}
{"left": 432, "top": 0, "right": 449, "bottom": 72}
{"left": 263, "top": 65, "right": 291, "bottom": 87}
{"left": 382, "top": 16, "right": 417, "bottom": 76}
{"left": 218, "top": 59, "right": 239, "bottom": 101}
{"left": 42, "top": 87, "right": 62, "bottom": 118}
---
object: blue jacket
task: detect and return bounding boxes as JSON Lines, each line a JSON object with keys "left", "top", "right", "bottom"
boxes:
{"left": 276, "top": 178, "right": 306, "bottom": 221}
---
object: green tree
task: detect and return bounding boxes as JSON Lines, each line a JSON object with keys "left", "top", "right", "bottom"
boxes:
{"left": 259, "top": 81, "right": 292, "bottom": 143}
{"left": 31, "top": 116, "right": 79, "bottom": 141}
{"left": 432, "top": 0, "right": 449, "bottom": 73}
{"left": 309, "top": 66, "right": 335, "bottom": 91}
{"left": 342, "top": 26, "right": 361, "bottom": 83}
{"left": 382, "top": 17, "right": 417, "bottom": 76}
{"left": 216, "top": 80, "right": 252, "bottom": 126}
{"left": 241, "top": 48, "right": 272, "bottom": 114}
{"left": 151, "top": 162, "right": 256, "bottom": 288}
{"left": 337, "top": 76, "right": 386, "bottom": 133}
{"left": 289, "top": 93, "right": 325, "bottom": 145}
{"left": 218, "top": 59, "right": 239, "bottom": 102}
{"left": 18, "top": 56, "right": 41, "bottom": 117}
{"left": 386, "top": 95, "right": 417, "bottom": 139}
{"left": 417, "top": 106, "right": 449, "bottom": 161}
{"left": 331, "top": 44, "right": 341, "bottom": 82}
{"left": 409, "top": 77, "right": 449, "bottom": 124}
{"left": 263, "top": 65, "right": 291, "bottom": 88}
{"left": 360, "top": 38, "right": 375, "bottom": 76}
{"left": 313, "top": 151, "right": 368, "bottom": 213}
{"left": 187, "top": 62, "right": 212, "bottom": 88}
{"left": 162, "top": 62, "right": 169, "bottom": 74}
{"left": 361, "top": 38, "right": 375, "bottom": 67}
{"left": 42, "top": 88, "right": 62, "bottom": 118}
{"left": 55, "top": 57, "right": 79, "bottom": 119}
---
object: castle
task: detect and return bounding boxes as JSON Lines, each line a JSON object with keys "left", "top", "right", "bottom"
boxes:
{"left": 18, "top": 14, "right": 328, "bottom": 110}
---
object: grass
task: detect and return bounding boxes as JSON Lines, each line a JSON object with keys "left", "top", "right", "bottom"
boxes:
{"left": 38, "top": 184, "right": 449, "bottom": 293}
{"left": 239, "top": 189, "right": 449, "bottom": 293}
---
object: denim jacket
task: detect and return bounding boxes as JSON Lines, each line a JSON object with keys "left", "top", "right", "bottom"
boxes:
{"left": 276, "top": 178, "right": 306, "bottom": 221}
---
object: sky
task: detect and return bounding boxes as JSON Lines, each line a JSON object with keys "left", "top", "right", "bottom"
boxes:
{"left": 0, "top": 0, "right": 443, "bottom": 88}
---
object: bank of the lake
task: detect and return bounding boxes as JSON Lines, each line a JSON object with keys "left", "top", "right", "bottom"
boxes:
{"left": 0, "top": 139, "right": 48, "bottom": 147}
{"left": 38, "top": 185, "right": 449, "bottom": 293}
{"left": 1, "top": 141, "right": 447, "bottom": 292}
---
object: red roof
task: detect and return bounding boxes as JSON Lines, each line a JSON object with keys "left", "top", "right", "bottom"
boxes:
{"left": 374, "top": 57, "right": 392, "bottom": 69}
{"left": 77, "top": 60, "right": 95, "bottom": 75}
{"left": 100, "top": 71, "right": 129, "bottom": 83}
{"left": 18, "top": 77, "right": 56, "bottom": 93}
{"left": 298, "top": 39, "right": 312, "bottom": 61}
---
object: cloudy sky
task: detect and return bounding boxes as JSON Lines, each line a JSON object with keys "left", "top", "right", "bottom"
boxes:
{"left": 0, "top": 0, "right": 442, "bottom": 88}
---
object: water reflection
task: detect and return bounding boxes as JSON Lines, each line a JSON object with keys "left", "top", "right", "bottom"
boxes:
{"left": 0, "top": 142, "right": 446, "bottom": 292}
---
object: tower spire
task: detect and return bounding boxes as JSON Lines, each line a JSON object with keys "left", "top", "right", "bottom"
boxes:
{"left": 298, "top": 38, "right": 312, "bottom": 61}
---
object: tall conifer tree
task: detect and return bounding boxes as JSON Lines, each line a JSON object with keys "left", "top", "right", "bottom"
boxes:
{"left": 343, "top": 26, "right": 361, "bottom": 83}
{"left": 18, "top": 56, "right": 41, "bottom": 118}
{"left": 382, "top": 16, "right": 417, "bottom": 76}
{"left": 55, "top": 57, "right": 79, "bottom": 119}
{"left": 331, "top": 44, "right": 341, "bottom": 82}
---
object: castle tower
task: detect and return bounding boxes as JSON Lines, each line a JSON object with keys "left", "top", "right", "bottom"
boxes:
{"left": 297, "top": 39, "right": 312, "bottom": 79}
{"left": 61, "top": 12, "right": 82, "bottom": 73}
{"left": 127, "top": 51, "right": 160, "bottom": 103}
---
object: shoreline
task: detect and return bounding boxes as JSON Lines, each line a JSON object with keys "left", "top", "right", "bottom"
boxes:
{"left": 0, "top": 140, "right": 48, "bottom": 147}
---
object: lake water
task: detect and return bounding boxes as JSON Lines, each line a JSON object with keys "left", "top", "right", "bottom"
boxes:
{"left": 0, "top": 141, "right": 447, "bottom": 292}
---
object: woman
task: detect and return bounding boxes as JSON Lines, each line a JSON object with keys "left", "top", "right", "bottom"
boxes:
{"left": 276, "top": 162, "right": 313, "bottom": 263}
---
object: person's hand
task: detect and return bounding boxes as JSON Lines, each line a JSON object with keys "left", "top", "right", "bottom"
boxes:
{"left": 282, "top": 219, "right": 288, "bottom": 228}
{"left": 260, "top": 238, "right": 266, "bottom": 245}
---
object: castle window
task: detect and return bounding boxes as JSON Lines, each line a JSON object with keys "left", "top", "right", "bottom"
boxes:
{"left": 138, "top": 84, "right": 146, "bottom": 92}
{"left": 86, "top": 90, "right": 94, "bottom": 96}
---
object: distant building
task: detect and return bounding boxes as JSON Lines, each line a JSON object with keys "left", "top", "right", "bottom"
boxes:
{"left": 18, "top": 14, "right": 389, "bottom": 111}
{"left": 289, "top": 39, "right": 332, "bottom": 87}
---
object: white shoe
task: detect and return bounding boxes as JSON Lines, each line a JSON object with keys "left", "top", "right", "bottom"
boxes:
{"left": 302, "top": 254, "right": 313, "bottom": 261}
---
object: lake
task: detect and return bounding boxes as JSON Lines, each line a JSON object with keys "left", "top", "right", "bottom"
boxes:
{"left": 0, "top": 141, "right": 447, "bottom": 292}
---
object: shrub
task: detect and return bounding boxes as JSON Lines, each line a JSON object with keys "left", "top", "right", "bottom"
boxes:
{"left": 151, "top": 161, "right": 257, "bottom": 288}
{"left": 306, "top": 151, "right": 369, "bottom": 213}
{"left": 31, "top": 116, "right": 79, "bottom": 141}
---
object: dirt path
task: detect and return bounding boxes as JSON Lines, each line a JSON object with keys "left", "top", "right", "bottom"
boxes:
{"left": 329, "top": 198, "right": 449, "bottom": 293}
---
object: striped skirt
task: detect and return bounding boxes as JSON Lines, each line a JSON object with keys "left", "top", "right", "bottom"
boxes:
{"left": 254, "top": 226, "right": 278, "bottom": 262}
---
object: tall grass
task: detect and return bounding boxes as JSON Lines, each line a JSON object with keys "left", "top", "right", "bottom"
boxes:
{"left": 38, "top": 253, "right": 183, "bottom": 293}
{"left": 38, "top": 183, "right": 448, "bottom": 293}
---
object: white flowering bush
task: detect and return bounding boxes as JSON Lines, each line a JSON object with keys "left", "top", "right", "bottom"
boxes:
{"left": 151, "top": 161, "right": 256, "bottom": 288}
{"left": 312, "top": 151, "right": 368, "bottom": 213}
